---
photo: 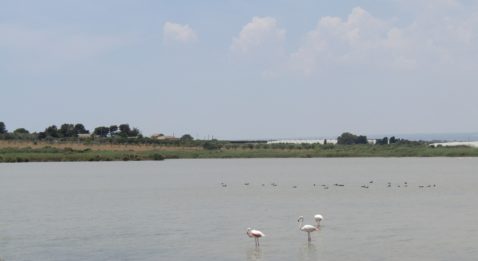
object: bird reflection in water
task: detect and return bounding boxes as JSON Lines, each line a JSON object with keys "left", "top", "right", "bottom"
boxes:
{"left": 246, "top": 246, "right": 263, "bottom": 261}
{"left": 298, "top": 242, "right": 318, "bottom": 261}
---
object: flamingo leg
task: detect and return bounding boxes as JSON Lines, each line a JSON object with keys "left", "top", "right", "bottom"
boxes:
{"left": 308, "top": 232, "right": 311, "bottom": 242}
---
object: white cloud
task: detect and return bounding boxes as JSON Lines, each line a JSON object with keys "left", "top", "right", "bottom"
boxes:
{"left": 290, "top": 7, "right": 394, "bottom": 73}
{"left": 289, "top": 6, "right": 478, "bottom": 74}
{"left": 231, "top": 16, "right": 285, "bottom": 54}
{"left": 162, "top": 22, "right": 197, "bottom": 44}
{"left": 0, "top": 24, "right": 129, "bottom": 71}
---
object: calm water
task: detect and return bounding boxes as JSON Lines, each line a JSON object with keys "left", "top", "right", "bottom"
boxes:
{"left": 1, "top": 158, "right": 477, "bottom": 260}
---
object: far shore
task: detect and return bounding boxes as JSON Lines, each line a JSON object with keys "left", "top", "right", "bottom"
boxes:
{"left": 1, "top": 140, "right": 478, "bottom": 163}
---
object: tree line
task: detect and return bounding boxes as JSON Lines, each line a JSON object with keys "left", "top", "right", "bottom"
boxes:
{"left": 1, "top": 121, "right": 420, "bottom": 149}
{"left": 336, "top": 132, "right": 416, "bottom": 145}
{"left": 0, "top": 121, "right": 142, "bottom": 140}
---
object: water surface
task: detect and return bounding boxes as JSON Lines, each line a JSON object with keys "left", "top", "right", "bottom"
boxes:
{"left": 1, "top": 158, "right": 477, "bottom": 260}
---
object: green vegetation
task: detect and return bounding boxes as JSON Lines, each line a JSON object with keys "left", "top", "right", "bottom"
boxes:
{"left": 0, "top": 146, "right": 166, "bottom": 163}
{"left": 1, "top": 121, "right": 478, "bottom": 162}
{"left": 337, "top": 132, "right": 368, "bottom": 145}
{"left": 1, "top": 143, "right": 478, "bottom": 163}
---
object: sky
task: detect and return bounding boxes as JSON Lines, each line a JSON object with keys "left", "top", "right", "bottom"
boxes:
{"left": 1, "top": 0, "right": 478, "bottom": 139}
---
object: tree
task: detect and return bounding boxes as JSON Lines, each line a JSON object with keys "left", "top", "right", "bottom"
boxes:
{"left": 119, "top": 124, "right": 131, "bottom": 137}
{"left": 376, "top": 137, "right": 389, "bottom": 145}
{"left": 93, "top": 126, "right": 109, "bottom": 137}
{"left": 13, "top": 128, "right": 29, "bottom": 134}
{"left": 337, "top": 132, "right": 368, "bottom": 145}
{"left": 74, "top": 124, "right": 89, "bottom": 134}
{"left": 337, "top": 132, "right": 358, "bottom": 145}
{"left": 203, "top": 140, "right": 223, "bottom": 150}
{"left": 389, "top": 136, "right": 397, "bottom": 144}
{"left": 119, "top": 124, "right": 131, "bottom": 133}
{"left": 59, "top": 124, "right": 76, "bottom": 137}
{"left": 180, "top": 134, "right": 194, "bottom": 142}
{"left": 44, "top": 125, "right": 59, "bottom": 138}
{"left": 356, "top": 135, "right": 368, "bottom": 144}
{"left": 109, "top": 125, "right": 118, "bottom": 136}
{"left": 129, "top": 128, "right": 140, "bottom": 137}
{"left": 0, "top": 122, "right": 6, "bottom": 134}
{"left": 38, "top": 132, "right": 47, "bottom": 139}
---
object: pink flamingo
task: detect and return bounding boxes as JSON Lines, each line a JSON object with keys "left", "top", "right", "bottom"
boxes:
{"left": 298, "top": 216, "right": 319, "bottom": 242}
{"left": 246, "top": 228, "right": 265, "bottom": 247}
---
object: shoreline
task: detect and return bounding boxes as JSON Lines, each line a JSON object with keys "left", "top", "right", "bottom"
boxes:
{"left": 1, "top": 141, "right": 478, "bottom": 163}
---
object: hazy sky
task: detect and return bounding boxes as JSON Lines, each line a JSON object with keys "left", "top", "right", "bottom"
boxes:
{"left": 1, "top": 0, "right": 477, "bottom": 139}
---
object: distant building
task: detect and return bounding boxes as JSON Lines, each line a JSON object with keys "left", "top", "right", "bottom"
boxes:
{"left": 429, "top": 141, "right": 478, "bottom": 148}
{"left": 151, "top": 134, "right": 177, "bottom": 140}
{"left": 267, "top": 139, "right": 338, "bottom": 145}
{"left": 77, "top": 133, "right": 92, "bottom": 139}
{"left": 267, "top": 139, "right": 377, "bottom": 145}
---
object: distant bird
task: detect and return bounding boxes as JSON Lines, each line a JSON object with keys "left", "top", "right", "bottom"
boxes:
{"left": 361, "top": 185, "right": 369, "bottom": 189}
{"left": 298, "top": 216, "right": 319, "bottom": 242}
{"left": 244, "top": 182, "right": 250, "bottom": 186}
{"left": 369, "top": 181, "right": 374, "bottom": 184}
{"left": 314, "top": 214, "right": 323, "bottom": 228}
{"left": 247, "top": 228, "right": 265, "bottom": 247}
{"left": 292, "top": 186, "right": 297, "bottom": 189}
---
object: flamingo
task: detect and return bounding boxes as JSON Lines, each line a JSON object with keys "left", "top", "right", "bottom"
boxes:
{"left": 298, "top": 216, "right": 319, "bottom": 242}
{"left": 247, "top": 228, "right": 265, "bottom": 247}
{"left": 314, "top": 214, "right": 323, "bottom": 228}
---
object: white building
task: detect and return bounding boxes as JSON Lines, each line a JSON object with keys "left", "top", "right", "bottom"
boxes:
{"left": 267, "top": 139, "right": 338, "bottom": 145}
{"left": 429, "top": 141, "right": 478, "bottom": 148}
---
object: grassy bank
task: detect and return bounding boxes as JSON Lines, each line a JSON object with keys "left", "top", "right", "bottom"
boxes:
{"left": 1, "top": 142, "right": 478, "bottom": 163}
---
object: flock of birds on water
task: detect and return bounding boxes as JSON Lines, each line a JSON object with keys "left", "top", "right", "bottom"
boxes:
{"left": 220, "top": 181, "right": 437, "bottom": 189}
{"left": 225, "top": 181, "right": 437, "bottom": 246}
{"left": 247, "top": 214, "right": 323, "bottom": 246}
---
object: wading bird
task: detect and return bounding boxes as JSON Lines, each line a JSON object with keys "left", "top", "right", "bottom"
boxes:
{"left": 298, "top": 216, "right": 319, "bottom": 242}
{"left": 314, "top": 214, "right": 323, "bottom": 228}
{"left": 246, "top": 228, "right": 265, "bottom": 247}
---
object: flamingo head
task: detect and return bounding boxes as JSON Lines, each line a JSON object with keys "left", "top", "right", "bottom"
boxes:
{"left": 314, "top": 214, "right": 323, "bottom": 223}
{"left": 298, "top": 216, "right": 304, "bottom": 222}
{"left": 246, "top": 228, "right": 252, "bottom": 237}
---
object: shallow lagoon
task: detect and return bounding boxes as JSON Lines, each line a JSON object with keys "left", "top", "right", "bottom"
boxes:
{"left": 1, "top": 158, "right": 477, "bottom": 260}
